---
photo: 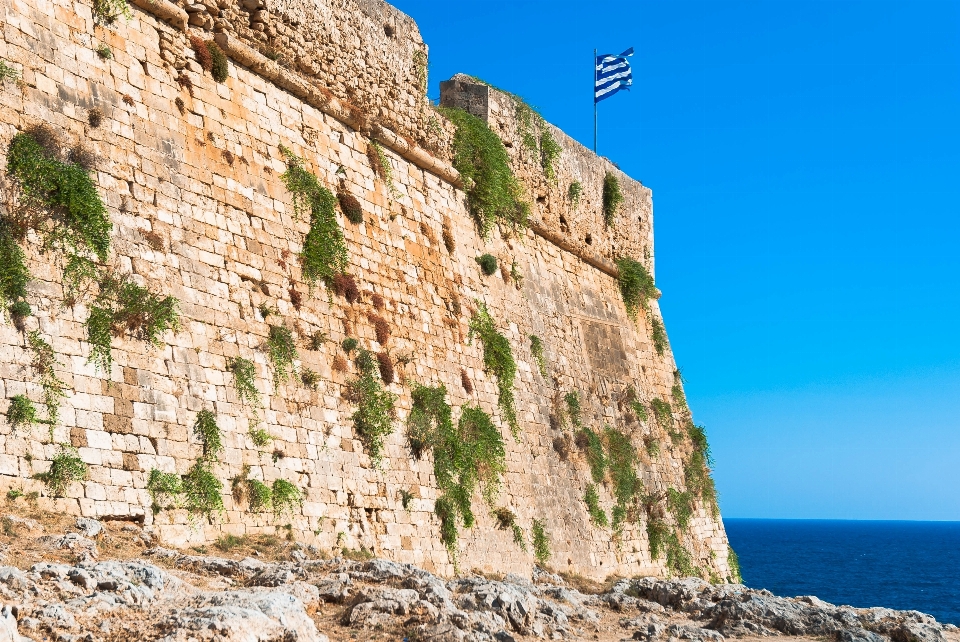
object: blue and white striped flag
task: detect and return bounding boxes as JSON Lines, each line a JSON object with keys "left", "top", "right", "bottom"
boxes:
{"left": 595, "top": 47, "right": 634, "bottom": 103}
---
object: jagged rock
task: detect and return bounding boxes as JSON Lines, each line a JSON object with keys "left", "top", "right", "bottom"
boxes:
{"left": 74, "top": 517, "right": 103, "bottom": 538}
{"left": 315, "top": 573, "right": 351, "bottom": 603}
{"left": 837, "top": 627, "right": 889, "bottom": 642}
{"left": 0, "top": 605, "right": 27, "bottom": 642}
{"left": 249, "top": 565, "right": 294, "bottom": 587}
{"left": 40, "top": 533, "right": 98, "bottom": 558}
{"left": 157, "top": 590, "right": 326, "bottom": 642}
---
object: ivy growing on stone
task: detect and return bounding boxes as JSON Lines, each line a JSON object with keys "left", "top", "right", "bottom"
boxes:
{"left": 667, "top": 488, "right": 694, "bottom": 529}
{"left": 270, "top": 479, "right": 303, "bottom": 518}
{"left": 278, "top": 146, "right": 348, "bottom": 290}
{"left": 440, "top": 107, "right": 529, "bottom": 238}
{"left": 493, "top": 507, "right": 526, "bottom": 551}
{"left": 247, "top": 478, "right": 273, "bottom": 513}
{"left": 531, "top": 518, "right": 551, "bottom": 565}
{"left": 651, "top": 317, "right": 668, "bottom": 356}
{"left": 603, "top": 172, "right": 623, "bottom": 227}
{"left": 147, "top": 469, "right": 183, "bottom": 513}
{"left": 614, "top": 257, "right": 657, "bottom": 321}
{"left": 86, "top": 273, "right": 181, "bottom": 372}
{"left": 35, "top": 444, "right": 87, "bottom": 497}
{"left": 578, "top": 426, "right": 606, "bottom": 484}
{"left": 605, "top": 427, "right": 642, "bottom": 516}
{"left": 564, "top": 391, "right": 582, "bottom": 429}
{"left": 6, "top": 395, "right": 37, "bottom": 430}
{"left": 468, "top": 303, "right": 519, "bottom": 439}
{"left": 92, "top": 0, "right": 131, "bottom": 24}
{"left": 407, "top": 385, "right": 506, "bottom": 561}
{"left": 529, "top": 335, "right": 548, "bottom": 380}
{"left": 227, "top": 357, "right": 261, "bottom": 410}
{"left": 348, "top": 349, "right": 397, "bottom": 467}
{"left": 6, "top": 129, "right": 111, "bottom": 263}
{"left": 646, "top": 517, "right": 670, "bottom": 560}
{"left": 181, "top": 459, "right": 224, "bottom": 520}
{"left": 192, "top": 410, "right": 224, "bottom": 461}
{"left": 267, "top": 324, "right": 298, "bottom": 387}
{"left": 27, "top": 330, "right": 65, "bottom": 431}
{"left": 584, "top": 483, "right": 608, "bottom": 527}
{"left": 0, "top": 220, "right": 29, "bottom": 317}
{"left": 727, "top": 546, "right": 742, "bottom": 583}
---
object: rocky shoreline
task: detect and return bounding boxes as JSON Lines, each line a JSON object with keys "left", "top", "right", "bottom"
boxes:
{"left": 0, "top": 513, "right": 955, "bottom": 642}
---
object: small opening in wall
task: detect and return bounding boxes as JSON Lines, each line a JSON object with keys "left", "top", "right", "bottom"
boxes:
{"left": 585, "top": 234, "right": 592, "bottom": 245}
{"left": 384, "top": 24, "right": 395, "bottom": 37}
{"left": 536, "top": 195, "right": 546, "bottom": 204}
{"left": 140, "top": 60, "right": 149, "bottom": 77}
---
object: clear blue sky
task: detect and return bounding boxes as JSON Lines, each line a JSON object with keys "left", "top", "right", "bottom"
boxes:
{"left": 392, "top": 0, "right": 960, "bottom": 520}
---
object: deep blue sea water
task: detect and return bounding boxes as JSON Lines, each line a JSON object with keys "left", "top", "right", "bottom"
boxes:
{"left": 724, "top": 519, "right": 960, "bottom": 625}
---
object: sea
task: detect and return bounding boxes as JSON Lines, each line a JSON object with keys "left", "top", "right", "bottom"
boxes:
{"left": 724, "top": 519, "right": 960, "bottom": 625}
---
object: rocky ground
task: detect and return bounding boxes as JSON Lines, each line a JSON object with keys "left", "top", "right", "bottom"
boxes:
{"left": 0, "top": 505, "right": 955, "bottom": 642}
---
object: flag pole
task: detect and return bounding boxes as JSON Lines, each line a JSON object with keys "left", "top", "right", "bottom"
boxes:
{"left": 593, "top": 48, "right": 597, "bottom": 153}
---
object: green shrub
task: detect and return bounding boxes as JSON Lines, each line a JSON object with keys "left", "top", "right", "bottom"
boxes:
{"left": 96, "top": 44, "right": 112, "bottom": 60}
{"left": 667, "top": 488, "right": 694, "bottom": 529}
{"left": 6, "top": 130, "right": 111, "bottom": 262}
{"left": 6, "top": 395, "right": 37, "bottom": 430}
{"left": 209, "top": 42, "right": 229, "bottom": 82}
{"left": 644, "top": 437, "right": 660, "bottom": 458}
{"left": 665, "top": 532, "right": 698, "bottom": 578}
{"left": 267, "top": 324, "right": 298, "bottom": 387}
{"left": 630, "top": 400, "right": 648, "bottom": 423}
{"left": 651, "top": 317, "right": 668, "bottom": 356}
{"left": 35, "top": 444, "right": 87, "bottom": 497}
{"left": 248, "top": 427, "right": 272, "bottom": 448}
{"left": 181, "top": 459, "right": 224, "bottom": 520}
{"left": 493, "top": 507, "right": 526, "bottom": 551}
{"left": 247, "top": 479, "right": 272, "bottom": 512}
{"left": 368, "top": 141, "right": 397, "bottom": 198}
{"left": 615, "top": 257, "right": 656, "bottom": 320}
{"left": 147, "top": 468, "right": 183, "bottom": 510}
{"left": 439, "top": 107, "right": 528, "bottom": 238}
{"left": 476, "top": 254, "right": 498, "bottom": 276}
{"left": 584, "top": 484, "right": 608, "bottom": 527}
{"left": 87, "top": 273, "right": 181, "bottom": 372}
{"left": 228, "top": 357, "right": 261, "bottom": 409}
{"left": 341, "top": 337, "right": 358, "bottom": 353}
{"left": 337, "top": 191, "right": 363, "bottom": 224}
{"left": 92, "top": 0, "right": 131, "bottom": 23}
{"left": 650, "top": 398, "right": 672, "bottom": 433}
{"left": 603, "top": 172, "right": 623, "bottom": 227}
{"left": 409, "top": 386, "right": 505, "bottom": 559}
{"left": 278, "top": 146, "right": 348, "bottom": 290}
{"left": 300, "top": 367, "right": 320, "bottom": 389}
{"left": 531, "top": 518, "right": 550, "bottom": 565}
{"left": 468, "top": 303, "right": 518, "bottom": 439}
{"left": 688, "top": 423, "right": 712, "bottom": 465}
{"left": 6, "top": 489, "right": 23, "bottom": 501}
{"left": 0, "top": 220, "right": 29, "bottom": 313}
{"left": 539, "top": 127, "right": 562, "bottom": 180}
{"left": 400, "top": 489, "right": 414, "bottom": 510}
{"left": 0, "top": 60, "right": 20, "bottom": 83}
{"left": 564, "top": 391, "right": 582, "bottom": 428}
{"left": 727, "top": 545, "right": 742, "bottom": 583}
{"left": 605, "top": 427, "right": 642, "bottom": 508}
{"left": 271, "top": 479, "right": 303, "bottom": 517}
{"left": 193, "top": 410, "right": 223, "bottom": 461}
{"left": 529, "top": 335, "right": 548, "bottom": 379}
{"left": 579, "top": 427, "right": 606, "bottom": 483}
{"left": 9, "top": 300, "right": 30, "bottom": 323}
{"left": 24, "top": 332, "right": 62, "bottom": 432}
{"left": 684, "top": 449, "right": 718, "bottom": 514}
{"left": 567, "top": 181, "right": 582, "bottom": 209}
{"left": 348, "top": 349, "right": 397, "bottom": 467}
{"left": 646, "top": 517, "right": 670, "bottom": 559}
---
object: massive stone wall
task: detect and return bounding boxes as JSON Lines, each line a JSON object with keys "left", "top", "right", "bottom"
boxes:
{"left": 0, "top": 0, "right": 734, "bottom": 580}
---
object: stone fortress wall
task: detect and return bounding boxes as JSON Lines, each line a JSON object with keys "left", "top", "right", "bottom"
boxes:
{"left": 0, "top": 0, "right": 735, "bottom": 580}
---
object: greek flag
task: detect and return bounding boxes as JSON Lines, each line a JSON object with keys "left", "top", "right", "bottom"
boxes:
{"left": 595, "top": 47, "right": 634, "bottom": 103}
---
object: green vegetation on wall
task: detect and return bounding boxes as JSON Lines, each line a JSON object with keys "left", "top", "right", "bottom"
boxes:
{"left": 529, "top": 334, "right": 548, "bottom": 379}
{"left": 227, "top": 356, "right": 262, "bottom": 411}
{"left": 603, "top": 172, "right": 623, "bottom": 227}
{"left": 727, "top": 545, "right": 742, "bottom": 583}
{"left": 267, "top": 324, "right": 298, "bottom": 387}
{"left": 6, "top": 130, "right": 111, "bottom": 263}
{"left": 567, "top": 181, "right": 582, "bottom": 209}
{"left": 193, "top": 410, "right": 224, "bottom": 460}
{"left": 35, "top": 444, "right": 87, "bottom": 497}
{"left": 270, "top": 479, "right": 304, "bottom": 517}
{"left": 531, "top": 518, "right": 551, "bottom": 565}
{"left": 584, "top": 483, "right": 608, "bottom": 527}
{"left": 6, "top": 395, "right": 37, "bottom": 430}
{"left": 614, "top": 256, "right": 657, "bottom": 321}
{"left": 26, "top": 331, "right": 65, "bottom": 429}
{"left": 209, "top": 42, "right": 229, "bottom": 83}
{"left": 579, "top": 426, "right": 606, "bottom": 483}
{"left": 651, "top": 317, "right": 668, "bottom": 356}
{"left": 86, "top": 273, "right": 181, "bottom": 372}
{"left": 278, "top": 146, "right": 348, "bottom": 289}
{"left": 476, "top": 254, "right": 498, "bottom": 276}
{"left": 564, "top": 391, "right": 583, "bottom": 429}
{"left": 468, "top": 303, "right": 519, "bottom": 439}
{"left": 407, "top": 385, "right": 506, "bottom": 561}
{"left": 0, "top": 220, "right": 29, "bottom": 316}
{"left": 348, "top": 349, "right": 397, "bottom": 467}
{"left": 440, "top": 107, "right": 529, "bottom": 238}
